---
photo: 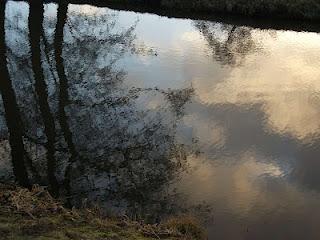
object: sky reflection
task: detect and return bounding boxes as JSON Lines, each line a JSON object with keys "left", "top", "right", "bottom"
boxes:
{"left": 2, "top": 2, "right": 320, "bottom": 239}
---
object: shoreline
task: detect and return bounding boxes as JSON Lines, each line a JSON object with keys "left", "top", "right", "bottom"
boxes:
{"left": 101, "top": 1, "right": 320, "bottom": 33}
{"left": 28, "top": 0, "right": 320, "bottom": 33}
{"left": 9, "top": 0, "right": 320, "bottom": 32}
{"left": 55, "top": 0, "right": 320, "bottom": 21}
{"left": 0, "top": 184, "right": 206, "bottom": 240}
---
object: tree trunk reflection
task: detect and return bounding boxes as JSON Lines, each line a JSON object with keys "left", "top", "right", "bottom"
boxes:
{"left": 0, "top": 0, "right": 30, "bottom": 188}
{"left": 29, "top": 0, "right": 59, "bottom": 196}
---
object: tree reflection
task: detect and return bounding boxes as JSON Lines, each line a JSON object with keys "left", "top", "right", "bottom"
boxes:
{"left": 54, "top": 0, "right": 78, "bottom": 198}
{"left": 0, "top": 0, "right": 30, "bottom": 188}
{"left": 29, "top": 0, "right": 59, "bottom": 196}
{"left": 66, "top": 85, "right": 195, "bottom": 218}
{"left": 194, "top": 20, "right": 258, "bottom": 66}
{"left": 1, "top": 1, "right": 199, "bottom": 219}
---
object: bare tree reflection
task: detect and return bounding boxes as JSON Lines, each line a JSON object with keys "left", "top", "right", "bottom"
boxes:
{"left": 1, "top": 2, "right": 203, "bottom": 220}
{"left": 48, "top": 6, "right": 198, "bottom": 216}
{"left": 194, "top": 21, "right": 258, "bottom": 66}
{"left": 54, "top": 1, "right": 78, "bottom": 198}
{"left": 29, "top": 0, "right": 59, "bottom": 196}
{"left": 0, "top": 0, "right": 30, "bottom": 187}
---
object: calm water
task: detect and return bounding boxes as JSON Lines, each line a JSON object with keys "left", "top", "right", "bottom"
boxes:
{"left": 2, "top": 1, "right": 320, "bottom": 239}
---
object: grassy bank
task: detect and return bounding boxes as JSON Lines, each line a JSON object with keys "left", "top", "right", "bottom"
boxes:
{"left": 0, "top": 184, "right": 206, "bottom": 240}
{"left": 100, "top": 0, "right": 320, "bottom": 21}
{"left": 161, "top": 0, "right": 320, "bottom": 20}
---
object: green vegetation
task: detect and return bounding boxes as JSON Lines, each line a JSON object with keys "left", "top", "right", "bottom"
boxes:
{"left": 105, "top": 0, "right": 320, "bottom": 20}
{"left": 0, "top": 184, "right": 206, "bottom": 240}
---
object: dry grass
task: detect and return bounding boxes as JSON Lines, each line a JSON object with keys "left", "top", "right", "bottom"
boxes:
{"left": 0, "top": 183, "right": 64, "bottom": 218}
{"left": 163, "top": 216, "right": 206, "bottom": 240}
{"left": 0, "top": 183, "right": 207, "bottom": 240}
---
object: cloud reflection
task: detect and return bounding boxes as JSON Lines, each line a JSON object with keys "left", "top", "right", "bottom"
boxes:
{"left": 194, "top": 30, "right": 320, "bottom": 140}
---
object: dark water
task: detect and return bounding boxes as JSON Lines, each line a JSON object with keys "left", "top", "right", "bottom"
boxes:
{"left": 2, "top": 1, "right": 320, "bottom": 239}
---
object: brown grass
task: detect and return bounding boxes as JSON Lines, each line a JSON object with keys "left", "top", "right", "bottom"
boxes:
{"left": 0, "top": 183, "right": 64, "bottom": 218}
{"left": 0, "top": 183, "right": 207, "bottom": 240}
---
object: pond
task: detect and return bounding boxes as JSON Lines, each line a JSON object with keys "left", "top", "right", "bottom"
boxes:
{"left": 1, "top": 1, "right": 320, "bottom": 239}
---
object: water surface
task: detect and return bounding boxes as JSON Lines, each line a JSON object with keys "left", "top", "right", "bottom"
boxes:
{"left": 2, "top": 1, "right": 320, "bottom": 239}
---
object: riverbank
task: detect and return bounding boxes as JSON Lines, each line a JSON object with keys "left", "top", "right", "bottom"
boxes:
{"left": 103, "top": 0, "right": 320, "bottom": 21}
{"left": 61, "top": 0, "right": 320, "bottom": 32}
{"left": 63, "top": 0, "right": 320, "bottom": 22}
{"left": 167, "top": 0, "right": 320, "bottom": 20}
{"left": 0, "top": 184, "right": 206, "bottom": 240}
{"left": 8, "top": 0, "right": 315, "bottom": 32}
